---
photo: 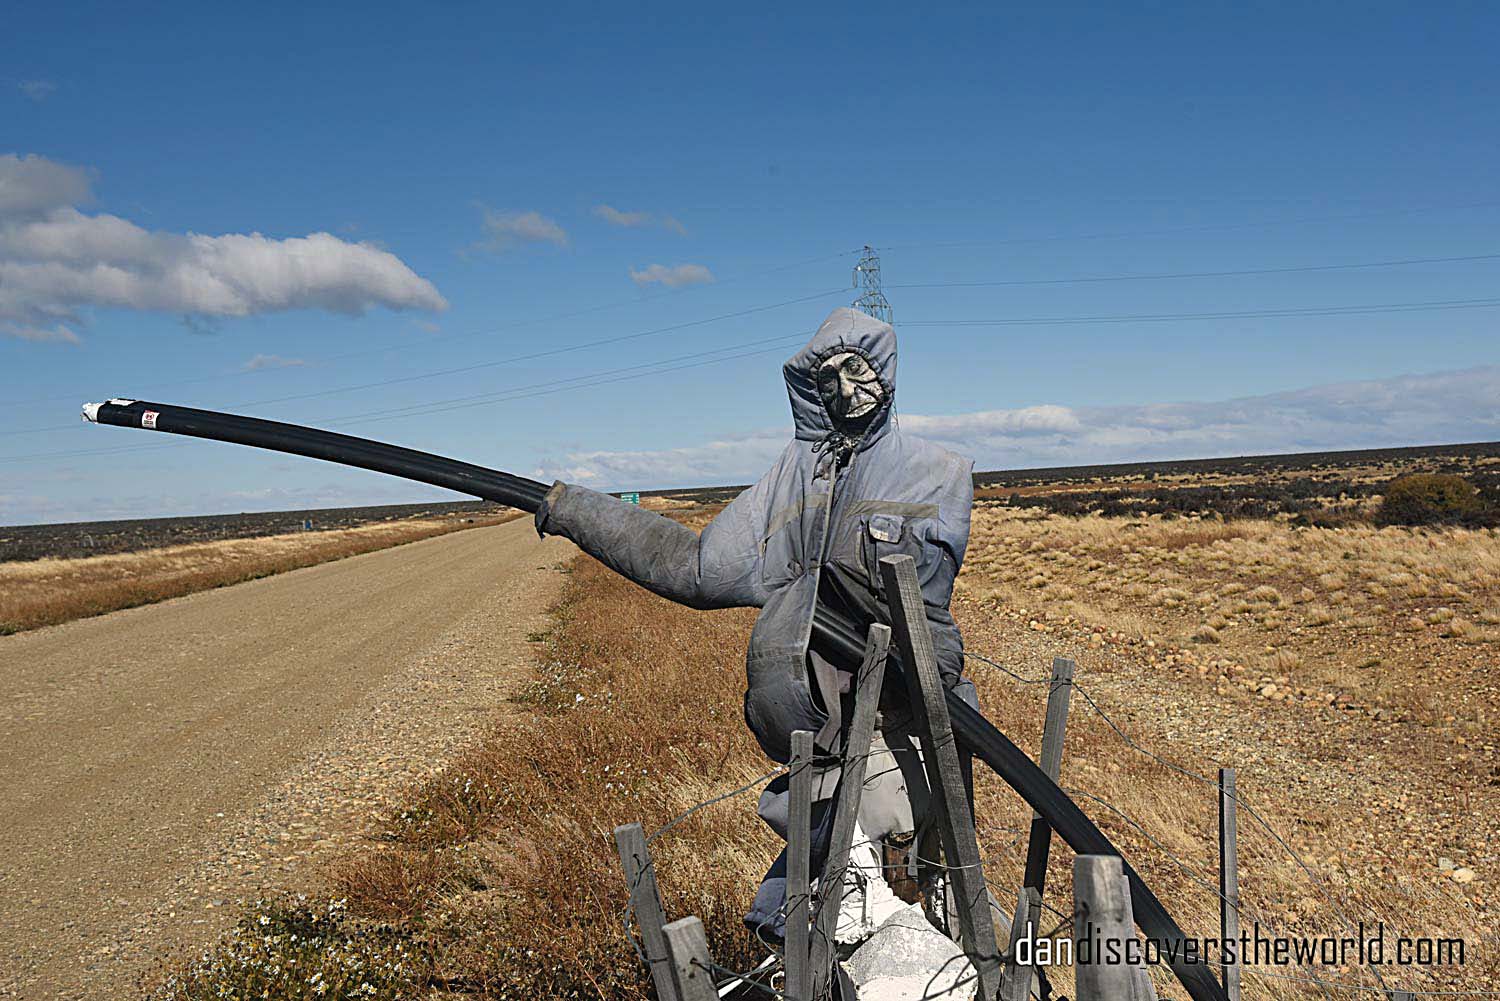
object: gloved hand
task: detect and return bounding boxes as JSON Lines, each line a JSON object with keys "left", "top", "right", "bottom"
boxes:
{"left": 534, "top": 481, "right": 566, "bottom": 538}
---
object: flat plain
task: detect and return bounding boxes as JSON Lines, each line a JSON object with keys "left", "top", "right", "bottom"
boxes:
{"left": 3, "top": 443, "right": 1495, "bottom": 999}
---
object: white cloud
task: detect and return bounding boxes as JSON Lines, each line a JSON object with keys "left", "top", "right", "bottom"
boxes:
{"left": 475, "top": 207, "right": 568, "bottom": 251}
{"left": 0, "top": 154, "right": 447, "bottom": 342}
{"left": 533, "top": 429, "right": 790, "bottom": 488}
{"left": 901, "top": 405, "right": 1082, "bottom": 440}
{"left": 0, "top": 154, "right": 91, "bottom": 219}
{"left": 629, "top": 262, "right": 715, "bottom": 288}
{"left": 242, "top": 353, "right": 306, "bottom": 371}
{"left": 19, "top": 80, "right": 56, "bottom": 102}
{"left": 593, "top": 204, "right": 687, "bottom": 235}
{"left": 5, "top": 322, "right": 78, "bottom": 344}
{"left": 593, "top": 204, "right": 650, "bottom": 227}
{"left": 531, "top": 366, "right": 1500, "bottom": 489}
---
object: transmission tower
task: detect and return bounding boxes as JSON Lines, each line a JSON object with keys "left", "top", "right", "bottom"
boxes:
{"left": 852, "top": 245, "right": 893, "bottom": 325}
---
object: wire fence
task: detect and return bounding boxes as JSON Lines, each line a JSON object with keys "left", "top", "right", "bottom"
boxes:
{"left": 614, "top": 640, "right": 1490, "bottom": 1000}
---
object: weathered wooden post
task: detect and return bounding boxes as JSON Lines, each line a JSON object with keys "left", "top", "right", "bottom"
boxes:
{"left": 1389, "top": 992, "right": 1417, "bottom": 1001}
{"left": 662, "top": 915, "right": 718, "bottom": 1001}
{"left": 999, "top": 885, "right": 1041, "bottom": 1001}
{"left": 1073, "top": 854, "right": 1137, "bottom": 1001}
{"left": 880, "top": 554, "right": 1003, "bottom": 1000}
{"left": 809, "top": 625, "right": 891, "bottom": 1000}
{"left": 1022, "top": 657, "right": 1075, "bottom": 898}
{"left": 1218, "top": 767, "right": 1241, "bottom": 1001}
{"left": 614, "top": 822, "right": 680, "bottom": 1001}
{"left": 786, "top": 729, "right": 815, "bottom": 1000}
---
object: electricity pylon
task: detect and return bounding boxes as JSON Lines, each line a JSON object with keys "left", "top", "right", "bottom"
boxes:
{"left": 852, "top": 245, "right": 893, "bottom": 325}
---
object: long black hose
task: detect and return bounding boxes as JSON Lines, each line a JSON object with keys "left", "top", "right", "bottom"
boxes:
{"left": 83, "top": 398, "right": 1227, "bottom": 1001}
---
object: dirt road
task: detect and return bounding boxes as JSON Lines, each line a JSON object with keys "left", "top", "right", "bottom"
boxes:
{"left": 0, "top": 518, "right": 570, "bottom": 999}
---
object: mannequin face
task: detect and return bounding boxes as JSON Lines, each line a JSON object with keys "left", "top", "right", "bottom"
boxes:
{"left": 816, "top": 351, "right": 885, "bottom": 426}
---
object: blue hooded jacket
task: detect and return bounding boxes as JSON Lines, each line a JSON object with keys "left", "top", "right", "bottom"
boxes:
{"left": 536, "top": 307, "right": 974, "bottom": 762}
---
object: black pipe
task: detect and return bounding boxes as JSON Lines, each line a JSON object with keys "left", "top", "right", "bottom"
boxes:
{"left": 84, "top": 399, "right": 549, "bottom": 511}
{"left": 809, "top": 605, "right": 1227, "bottom": 1001}
{"left": 83, "top": 398, "right": 1227, "bottom": 1001}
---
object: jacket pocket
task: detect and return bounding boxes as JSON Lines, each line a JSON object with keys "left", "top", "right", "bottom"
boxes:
{"left": 862, "top": 513, "right": 924, "bottom": 597}
{"left": 759, "top": 523, "right": 802, "bottom": 588}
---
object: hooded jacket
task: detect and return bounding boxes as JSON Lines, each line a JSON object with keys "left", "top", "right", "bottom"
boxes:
{"left": 535, "top": 307, "right": 974, "bottom": 762}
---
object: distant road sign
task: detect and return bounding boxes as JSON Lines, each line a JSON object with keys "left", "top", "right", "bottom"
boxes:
{"left": 620, "top": 492, "right": 640, "bottom": 505}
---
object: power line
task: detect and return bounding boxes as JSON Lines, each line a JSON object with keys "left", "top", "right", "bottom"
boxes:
{"left": 903, "top": 296, "right": 1500, "bottom": 327}
{"left": 874, "top": 199, "right": 1500, "bottom": 253}
{"left": 189, "top": 288, "right": 843, "bottom": 410}
{"left": 319, "top": 333, "right": 814, "bottom": 425}
{"left": 3, "top": 288, "right": 843, "bottom": 436}
{"left": 15, "top": 194, "right": 1500, "bottom": 409}
{"left": 888, "top": 251, "right": 1500, "bottom": 290}
{"left": 0, "top": 333, "right": 814, "bottom": 465}
{"left": 16, "top": 293, "right": 1499, "bottom": 461}
{"left": 20, "top": 246, "right": 1485, "bottom": 438}
{"left": 10, "top": 247, "right": 865, "bottom": 408}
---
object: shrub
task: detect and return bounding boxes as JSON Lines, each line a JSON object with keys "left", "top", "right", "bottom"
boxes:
{"left": 1376, "top": 474, "right": 1482, "bottom": 526}
{"left": 153, "top": 897, "right": 423, "bottom": 1001}
{"left": 1191, "top": 624, "right": 1222, "bottom": 644}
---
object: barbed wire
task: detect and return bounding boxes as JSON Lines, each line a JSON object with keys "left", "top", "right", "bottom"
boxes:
{"left": 645, "top": 765, "right": 789, "bottom": 846}
{"left": 1068, "top": 678, "right": 1404, "bottom": 995}
{"left": 959, "top": 649, "right": 1454, "bottom": 997}
{"left": 615, "top": 644, "right": 1487, "bottom": 1000}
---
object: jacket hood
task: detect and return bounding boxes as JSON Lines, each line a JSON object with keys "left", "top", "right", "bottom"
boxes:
{"left": 783, "top": 307, "right": 897, "bottom": 443}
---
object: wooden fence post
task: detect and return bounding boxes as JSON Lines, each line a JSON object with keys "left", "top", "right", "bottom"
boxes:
{"left": 1022, "top": 657, "right": 1075, "bottom": 899}
{"left": 614, "top": 822, "right": 680, "bottom": 1001}
{"left": 880, "top": 554, "right": 1003, "bottom": 1001}
{"left": 1219, "top": 767, "right": 1241, "bottom": 1001}
{"left": 809, "top": 624, "right": 891, "bottom": 1000}
{"left": 1073, "top": 855, "right": 1136, "bottom": 1001}
{"left": 786, "top": 729, "right": 815, "bottom": 1001}
{"left": 1388, "top": 992, "right": 1416, "bottom": 1001}
{"left": 999, "top": 885, "right": 1041, "bottom": 1001}
{"left": 662, "top": 915, "right": 718, "bottom": 1001}
{"left": 1118, "top": 873, "right": 1159, "bottom": 1000}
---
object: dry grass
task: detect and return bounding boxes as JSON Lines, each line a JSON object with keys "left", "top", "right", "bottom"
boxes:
{"left": 957, "top": 506, "right": 1500, "bottom": 721}
{"left": 361, "top": 554, "right": 777, "bottom": 998}
{"left": 159, "top": 501, "right": 1497, "bottom": 999}
{"left": 159, "top": 540, "right": 778, "bottom": 1000}
{"left": 954, "top": 506, "right": 1498, "bottom": 997}
{"left": 0, "top": 513, "right": 519, "bottom": 635}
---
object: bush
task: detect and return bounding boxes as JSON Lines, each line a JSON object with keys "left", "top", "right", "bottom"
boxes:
{"left": 153, "top": 896, "right": 423, "bottom": 1001}
{"left": 1376, "top": 474, "right": 1482, "bottom": 526}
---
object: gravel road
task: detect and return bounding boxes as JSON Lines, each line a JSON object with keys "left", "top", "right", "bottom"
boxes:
{"left": 0, "top": 518, "right": 570, "bottom": 999}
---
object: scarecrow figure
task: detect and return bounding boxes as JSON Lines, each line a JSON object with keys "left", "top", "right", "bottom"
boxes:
{"left": 535, "top": 306, "right": 975, "bottom": 944}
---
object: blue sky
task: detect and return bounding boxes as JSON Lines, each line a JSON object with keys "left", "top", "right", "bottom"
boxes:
{"left": 3, "top": 2, "right": 1498, "bottom": 523}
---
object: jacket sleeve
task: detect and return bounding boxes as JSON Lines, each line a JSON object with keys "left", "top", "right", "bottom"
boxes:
{"left": 535, "top": 472, "right": 777, "bottom": 611}
{"left": 913, "top": 451, "right": 974, "bottom": 611}
{"left": 922, "top": 454, "right": 974, "bottom": 688}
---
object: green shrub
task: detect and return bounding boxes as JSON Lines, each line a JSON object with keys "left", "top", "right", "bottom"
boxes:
{"left": 152, "top": 896, "right": 423, "bottom": 1001}
{"left": 1376, "top": 474, "right": 1482, "bottom": 526}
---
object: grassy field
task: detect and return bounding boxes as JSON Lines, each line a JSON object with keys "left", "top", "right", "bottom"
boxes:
{"left": 0, "top": 511, "right": 519, "bottom": 634}
{"left": 153, "top": 467, "right": 1496, "bottom": 1000}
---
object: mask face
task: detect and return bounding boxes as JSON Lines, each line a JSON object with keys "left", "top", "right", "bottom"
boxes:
{"left": 817, "top": 351, "right": 885, "bottom": 426}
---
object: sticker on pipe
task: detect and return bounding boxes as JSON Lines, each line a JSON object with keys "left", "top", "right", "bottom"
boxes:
{"left": 141, "top": 410, "right": 159, "bottom": 429}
